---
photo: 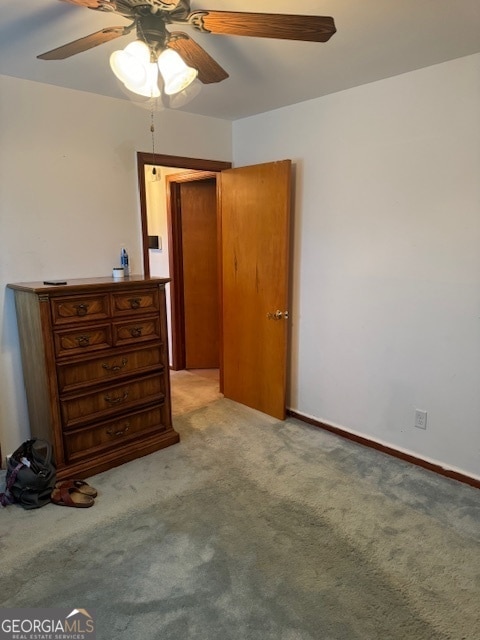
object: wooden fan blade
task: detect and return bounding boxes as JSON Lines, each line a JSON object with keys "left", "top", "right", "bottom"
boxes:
{"left": 59, "top": 0, "right": 103, "bottom": 8}
{"left": 59, "top": 0, "right": 181, "bottom": 9}
{"left": 37, "top": 27, "right": 126, "bottom": 60}
{"left": 190, "top": 11, "right": 336, "bottom": 42}
{"left": 168, "top": 33, "right": 229, "bottom": 84}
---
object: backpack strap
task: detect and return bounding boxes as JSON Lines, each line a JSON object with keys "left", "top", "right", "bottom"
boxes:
{"left": 0, "top": 461, "right": 24, "bottom": 507}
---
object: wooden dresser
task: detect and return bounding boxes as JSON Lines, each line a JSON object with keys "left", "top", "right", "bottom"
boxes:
{"left": 7, "top": 276, "right": 179, "bottom": 480}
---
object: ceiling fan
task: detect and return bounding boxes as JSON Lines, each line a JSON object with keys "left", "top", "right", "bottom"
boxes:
{"left": 37, "top": 0, "right": 336, "bottom": 96}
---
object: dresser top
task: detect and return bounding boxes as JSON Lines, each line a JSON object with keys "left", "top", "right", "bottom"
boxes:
{"left": 7, "top": 275, "right": 170, "bottom": 294}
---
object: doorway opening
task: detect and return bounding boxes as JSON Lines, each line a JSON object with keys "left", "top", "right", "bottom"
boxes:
{"left": 136, "top": 152, "right": 231, "bottom": 386}
{"left": 137, "top": 154, "right": 293, "bottom": 420}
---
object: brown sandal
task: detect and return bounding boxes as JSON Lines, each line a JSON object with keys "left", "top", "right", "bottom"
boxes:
{"left": 55, "top": 479, "right": 97, "bottom": 498}
{"left": 51, "top": 481, "right": 95, "bottom": 508}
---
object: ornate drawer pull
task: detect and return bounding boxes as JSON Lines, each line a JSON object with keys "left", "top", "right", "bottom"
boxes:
{"left": 102, "top": 357, "right": 128, "bottom": 373}
{"left": 106, "top": 422, "right": 130, "bottom": 437}
{"left": 74, "top": 303, "right": 89, "bottom": 316}
{"left": 76, "top": 335, "right": 91, "bottom": 347}
{"left": 130, "top": 326, "right": 143, "bottom": 338}
{"left": 104, "top": 391, "right": 129, "bottom": 405}
{"left": 129, "top": 298, "right": 141, "bottom": 309}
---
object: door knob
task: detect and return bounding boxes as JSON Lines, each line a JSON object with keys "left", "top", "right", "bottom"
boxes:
{"left": 267, "top": 310, "right": 289, "bottom": 320}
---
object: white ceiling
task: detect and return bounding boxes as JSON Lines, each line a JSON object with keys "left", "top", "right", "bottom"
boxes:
{"left": 2, "top": 0, "right": 480, "bottom": 120}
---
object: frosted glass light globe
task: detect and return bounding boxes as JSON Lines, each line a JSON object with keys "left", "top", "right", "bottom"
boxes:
{"left": 110, "top": 40, "right": 151, "bottom": 88}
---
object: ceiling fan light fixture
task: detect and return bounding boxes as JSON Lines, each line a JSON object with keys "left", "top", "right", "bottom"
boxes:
{"left": 38, "top": 2, "right": 337, "bottom": 108}
{"left": 109, "top": 39, "right": 151, "bottom": 89}
{"left": 157, "top": 48, "right": 198, "bottom": 96}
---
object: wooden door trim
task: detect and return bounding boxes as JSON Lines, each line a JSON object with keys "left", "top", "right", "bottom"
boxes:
{"left": 216, "top": 178, "right": 224, "bottom": 393}
{"left": 136, "top": 152, "right": 231, "bottom": 374}
{"left": 136, "top": 152, "right": 231, "bottom": 278}
{"left": 166, "top": 171, "right": 218, "bottom": 370}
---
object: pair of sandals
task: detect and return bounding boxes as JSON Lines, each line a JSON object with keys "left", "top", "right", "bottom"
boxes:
{"left": 51, "top": 479, "right": 98, "bottom": 508}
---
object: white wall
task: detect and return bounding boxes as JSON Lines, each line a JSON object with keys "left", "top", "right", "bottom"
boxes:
{"left": 233, "top": 54, "right": 480, "bottom": 480}
{"left": 146, "top": 165, "right": 188, "bottom": 280}
{"left": 0, "top": 74, "right": 232, "bottom": 458}
{"left": 145, "top": 164, "right": 190, "bottom": 363}
{"left": 3, "top": 55, "right": 480, "bottom": 481}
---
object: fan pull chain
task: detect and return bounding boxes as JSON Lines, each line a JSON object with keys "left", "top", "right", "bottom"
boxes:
{"left": 140, "top": 14, "right": 157, "bottom": 178}
{"left": 150, "top": 106, "right": 156, "bottom": 176}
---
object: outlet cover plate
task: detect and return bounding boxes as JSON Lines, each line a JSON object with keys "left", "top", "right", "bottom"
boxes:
{"left": 414, "top": 409, "right": 427, "bottom": 430}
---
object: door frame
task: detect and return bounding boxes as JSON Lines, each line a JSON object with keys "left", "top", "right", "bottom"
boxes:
{"left": 137, "top": 154, "right": 292, "bottom": 418}
{"left": 136, "top": 152, "right": 231, "bottom": 278}
{"left": 166, "top": 171, "right": 218, "bottom": 370}
{"left": 136, "top": 152, "right": 231, "bottom": 370}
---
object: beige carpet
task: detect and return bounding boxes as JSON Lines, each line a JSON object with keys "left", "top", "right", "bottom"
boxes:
{"left": 170, "top": 369, "right": 222, "bottom": 416}
{"left": 1, "top": 373, "right": 479, "bottom": 639}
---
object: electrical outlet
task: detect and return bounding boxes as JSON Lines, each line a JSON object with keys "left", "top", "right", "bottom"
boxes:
{"left": 414, "top": 409, "right": 427, "bottom": 430}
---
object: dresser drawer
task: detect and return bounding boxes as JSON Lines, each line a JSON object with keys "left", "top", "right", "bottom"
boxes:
{"left": 57, "top": 344, "right": 164, "bottom": 392}
{"left": 60, "top": 373, "right": 165, "bottom": 428}
{"left": 111, "top": 288, "right": 159, "bottom": 316}
{"left": 64, "top": 405, "right": 167, "bottom": 461}
{"left": 54, "top": 323, "right": 112, "bottom": 357}
{"left": 51, "top": 293, "right": 110, "bottom": 326}
{"left": 113, "top": 316, "right": 161, "bottom": 346}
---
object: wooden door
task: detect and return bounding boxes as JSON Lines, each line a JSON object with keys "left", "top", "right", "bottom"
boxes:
{"left": 219, "top": 160, "right": 292, "bottom": 419}
{"left": 181, "top": 178, "right": 219, "bottom": 368}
